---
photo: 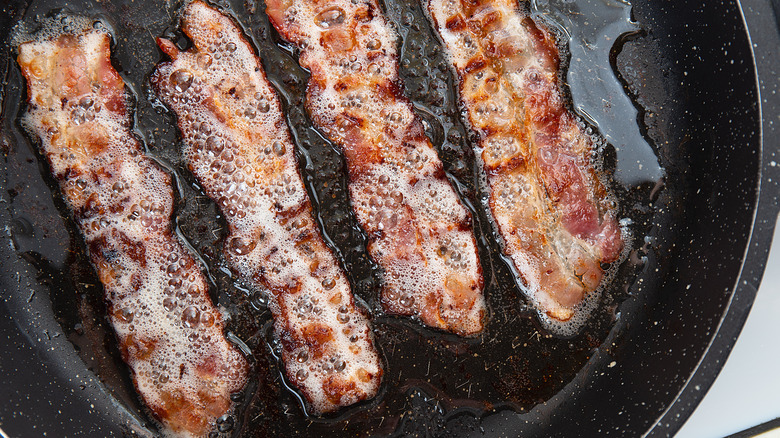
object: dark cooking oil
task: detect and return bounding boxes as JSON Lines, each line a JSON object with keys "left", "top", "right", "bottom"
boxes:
{"left": 532, "top": 0, "right": 663, "bottom": 186}
{"left": 0, "top": 0, "right": 673, "bottom": 436}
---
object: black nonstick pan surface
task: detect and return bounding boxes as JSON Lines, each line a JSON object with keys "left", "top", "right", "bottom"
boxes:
{"left": 0, "top": 0, "right": 778, "bottom": 436}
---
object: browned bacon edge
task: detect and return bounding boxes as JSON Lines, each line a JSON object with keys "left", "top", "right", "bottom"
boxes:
{"left": 16, "top": 20, "right": 248, "bottom": 438}
{"left": 266, "top": 0, "right": 487, "bottom": 336}
{"left": 425, "top": 0, "right": 625, "bottom": 325}
{"left": 150, "top": 1, "right": 382, "bottom": 414}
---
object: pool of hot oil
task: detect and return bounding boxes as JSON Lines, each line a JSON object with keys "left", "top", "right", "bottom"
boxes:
{"left": 0, "top": 0, "right": 676, "bottom": 436}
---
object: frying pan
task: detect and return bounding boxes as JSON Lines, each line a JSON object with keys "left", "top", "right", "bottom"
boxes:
{"left": 0, "top": 0, "right": 778, "bottom": 436}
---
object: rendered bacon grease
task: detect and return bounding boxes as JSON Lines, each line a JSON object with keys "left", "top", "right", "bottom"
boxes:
{"left": 151, "top": 1, "right": 382, "bottom": 413}
{"left": 426, "top": 0, "right": 625, "bottom": 331}
{"left": 266, "top": 0, "right": 487, "bottom": 336}
{"left": 15, "top": 20, "right": 248, "bottom": 437}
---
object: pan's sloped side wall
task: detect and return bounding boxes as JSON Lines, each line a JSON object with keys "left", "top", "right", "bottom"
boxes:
{"left": 658, "top": 0, "right": 780, "bottom": 434}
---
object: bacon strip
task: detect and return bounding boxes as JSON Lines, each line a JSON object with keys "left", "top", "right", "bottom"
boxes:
{"left": 150, "top": 1, "right": 382, "bottom": 413}
{"left": 425, "top": 0, "right": 625, "bottom": 321}
{"left": 266, "top": 0, "right": 486, "bottom": 335}
{"left": 17, "top": 25, "right": 248, "bottom": 437}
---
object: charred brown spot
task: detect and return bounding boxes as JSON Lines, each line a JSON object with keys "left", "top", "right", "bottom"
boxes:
{"left": 74, "top": 126, "right": 111, "bottom": 155}
{"left": 203, "top": 94, "right": 227, "bottom": 124}
{"left": 116, "top": 230, "right": 147, "bottom": 268}
{"left": 94, "top": 258, "right": 118, "bottom": 285}
{"left": 321, "top": 28, "right": 356, "bottom": 52}
{"left": 121, "top": 333, "right": 157, "bottom": 361}
{"left": 107, "top": 197, "right": 128, "bottom": 214}
{"left": 130, "top": 272, "right": 143, "bottom": 291}
{"left": 58, "top": 165, "right": 82, "bottom": 181}
{"left": 157, "top": 389, "right": 212, "bottom": 437}
{"left": 366, "top": 50, "right": 383, "bottom": 62}
{"left": 464, "top": 57, "right": 487, "bottom": 74}
{"left": 488, "top": 154, "right": 528, "bottom": 175}
{"left": 294, "top": 229, "right": 315, "bottom": 246}
{"left": 383, "top": 79, "right": 405, "bottom": 100}
{"left": 357, "top": 368, "right": 370, "bottom": 384}
{"left": 300, "top": 323, "right": 334, "bottom": 359}
{"left": 354, "top": 2, "right": 374, "bottom": 22}
{"left": 274, "top": 201, "right": 311, "bottom": 223}
{"left": 339, "top": 112, "right": 365, "bottom": 130}
{"left": 75, "top": 193, "right": 102, "bottom": 219}
{"left": 322, "top": 375, "right": 358, "bottom": 406}
{"left": 456, "top": 214, "right": 473, "bottom": 231}
{"left": 446, "top": 14, "right": 467, "bottom": 32}
{"left": 88, "top": 234, "right": 109, "bottom": 260}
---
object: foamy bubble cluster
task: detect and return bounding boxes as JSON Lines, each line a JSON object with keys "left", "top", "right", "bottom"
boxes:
{"left": 267, "top": 0, "right": 487, "bottom": 336}
{"left": 151, "top": 1, "right": 382, "bottom": 414}
{"left": 427, "top": 0, "right": 627, "bottom": 335}
{"left": 17, "top": 24, "right": 248, "bottom": 437}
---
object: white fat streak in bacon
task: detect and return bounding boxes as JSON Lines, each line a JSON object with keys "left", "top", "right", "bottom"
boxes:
{"left": 150, "top": 1, "right": 381, "bottom": 414}
{"left": 426, "top": 0, "right": 625, "bottom": 335}
{"left": 266, "top": 0, "right": 486, "bottom": 336}
{"left": 17, "top": 26, "right": 247, "bottom": 438}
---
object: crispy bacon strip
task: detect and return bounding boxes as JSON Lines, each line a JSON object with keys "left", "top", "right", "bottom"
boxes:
{"left": 425, "top": 0, "right": 624, "bottom": 321}
{"left": 150, "top": 1, "right": 382, "bottom": 413}
{"left": 266, "top": 0, "right": 486, "bottom": 335}
{"left": 17, "top": 25, "right": 248, "bottom": 437}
